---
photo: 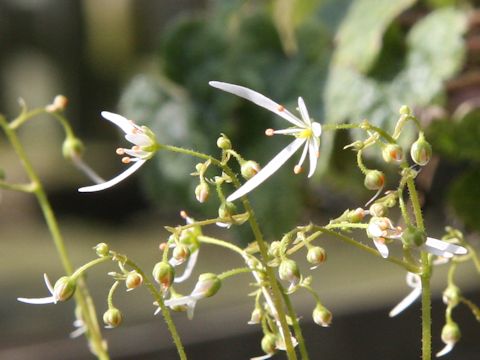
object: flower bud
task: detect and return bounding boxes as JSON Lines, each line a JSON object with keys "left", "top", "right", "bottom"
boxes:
{"left": 218, "top": 202, "right": 236, "bottom": 219}
{"left": 364, "top": 170, "right": 385, "bottom": 190}
{"left": 410, "top": 134, "right": 432, "bottom": 166}
{"left": 173, "top": 244, "right": 191, "bottom": 264}
{"left": 401, "top": 225, "right": 426, "bottom": 248}
{"left": 382, "top": 143, "right": 404, "bottom": 163}
{"left": 369, "top": 203, "right": 387, "bottom": 217}
{"left": 347, "top": 208, "right": 366, "bottom": 223}
{"left": 94, "top": 243, "right": 110, "bottom": 257}
{"left": 125, "top": 271, "right": 143, "bottom": 290}
{"left": 46, "top": 95, "right": 68, "bottom": 112}
{"left": 240, "top": 160, "right": 261, "bottom": 180}
{"left": 62, "top": 137, "right": 84, "bottom": 161}
{"left": 268, "top": 241, "right": 282, "bottom": 259}
{"left": 442, "top": 285, "right": 461, "bottom": 307}
{"left": 441, "top": 321, "right": 461, "bottom": 347}
{"left": 261, "top": 333, "right": 277, "bottom": 356}
{"left": 193, "top": 273, "right": 222, "bottom": 299}
{"left": 53, "top": 276, "right": 76, "bottom": 302}
{"left": 194, "top": 182, "right": 209, "bottom": 203}
{"left": 248, "top": 307, "right": 262, "bottom": 325}
{"left": 152, "top": 262, "right": 175, "bottom": 290}
{"left": 399, "top": 105, "right": 412, "bottom": 116}
{"left": 216, "top": 134, "right": 232, "bottom": 150}
{"left": 307, "top": 246, "right": 327, "bottom": 266}
{"left": 103, "top": 307, "right": 122, "bottom": 328}
{"left": 313, "top": 304, "right": 332, "bottom": 327}
{"left": 278, "top": 259, "right": 300, "bottom": 285}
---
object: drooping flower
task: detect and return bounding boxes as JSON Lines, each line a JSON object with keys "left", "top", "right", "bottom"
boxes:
{"left": 17, "top": 273, "right": 75, "bottom": 304}
{"left": 209, "top": 81, "right": 322, "bottom": 202}
{"left": 78, "top": 111, "right": 158, "bottom": 192}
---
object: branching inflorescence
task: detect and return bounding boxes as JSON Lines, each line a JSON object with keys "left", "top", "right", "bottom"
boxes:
{"left": 1, "top": 85, "right": 479, "bottom": 360}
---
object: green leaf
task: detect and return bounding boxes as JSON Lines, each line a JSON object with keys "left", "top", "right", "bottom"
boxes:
{"left": 333, "top": 0, "right": 416, "bottom": 72}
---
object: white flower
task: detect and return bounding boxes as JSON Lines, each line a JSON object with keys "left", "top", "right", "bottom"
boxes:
{"left": 78, "top": 111, "right": 157, "bottom": 192}
{"left": 209, "top": 81, "right": 321, "bottom": 202}
{"left": 17, "top": 273, "right": 60, "bottom": 304}
{"left": 389, "top": 272, "right": 421, "bottom": 317}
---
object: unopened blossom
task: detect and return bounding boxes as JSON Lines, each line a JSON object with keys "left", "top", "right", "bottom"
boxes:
{"left": 209, "top": 81, "right": 321, "bottom": 202}
{"left": 79, "top": 111, "right": 158, "bottom": 192}
{"left": 437, "top": 321, "right": 461, "bottom": 357}
{"left": 17, "top": 273, "right": 75, "bottom": 304}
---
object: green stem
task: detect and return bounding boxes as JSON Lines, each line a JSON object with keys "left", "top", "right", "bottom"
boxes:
{"left": 125, "top": 259, "right": 187, "bottom": 360}
{"left": 282, "top": 287, "right": 309, "bottom": 360}
{"left": 0, "top": 115, "right": 109, "bottom": 359}
{"left": 0, "top": 180, "right": 36, "bottom": 193}
{"left": 107, "top": 281, "right": 120, "bottom": 309}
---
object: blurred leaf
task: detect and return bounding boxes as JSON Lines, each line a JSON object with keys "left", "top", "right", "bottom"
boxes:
{"left": 449, "top": 169, "right": 480, "bottom": 232}
{"left": 333, "top": 0, "right": 416, "bottom": 72}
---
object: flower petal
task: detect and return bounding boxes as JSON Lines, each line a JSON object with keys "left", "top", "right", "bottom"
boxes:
{"left": 297, "top": 97, "right": 311, "bottom": 126}
{"left": 174, "top": 250, "right": 199, "bottom": 283}
{"left": 436, "top": 343, "right": 454, "bottom": 357}
{"left": 425, "top": 237, "right": 467, "bottom": 256}
{"left": 43, "top": 273, "right": 54, "bottom": 295}
{"left": 373, "top": 238, "right": 389, "bottom": 258}
{"left": 17, "top": 296, "right": 56, "bottom": 304}
{"left": 209, "top": 81, "right": 304, "bottom": 128}
{"left": 101, "top": 111, "right": 135, "bottom": 134}
{"left": 78, "top": 160, "right": 146, "bottom": 192}
{"left": 226, "top": 138, "right": 305, "bottom": 202}
{"left": 389, "top": 284, "right": 422, "bottom": 317}
{"left": 125, "top": 133, "right": 152, "bottom": 147}
{"left": 307, "top": 137, "right": 319, "bottom": 178}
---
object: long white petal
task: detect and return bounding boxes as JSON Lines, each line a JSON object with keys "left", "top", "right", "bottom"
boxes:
{"left": 43, "top": 273, "right": 54, "bottom": 295}
{"left": 250, "top": 355, "right": 273, "bottom": 360}
{"left": 307, "top": 137, "right": 319, "bottom": 178}
{"left": 373, "top": 238, "right": 389, "bottom": 258}
{"left": 425, "top": 237, "right": 467, "bottom": 256}
{"left": 78, "top": 160, "right": 146, "bottom": 192}
{"left": 297, "top": 97, "right": 311, "bottom": 126}
{"left": 209, "top": 81, "right": 304, "bottom": 128}
{"left": 17, "top": 296, "right": 56, "bottom": 304}
{"left": 389, "top": 285, "right": 422, "bottom": 317}
{"left": 101, "top": 111, "right": 134, "bottom": 134}
{"left": 227, "top": 138, "right": 305, "bottom": 202}
{"left": 174, "top": 250, "right": 199, "bottom": 283}
{"left": 436, "top": 343, "right": 454, "bottom": 357}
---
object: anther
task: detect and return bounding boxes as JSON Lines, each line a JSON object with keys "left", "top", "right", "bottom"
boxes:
{"left": 159, "top": 242, "right": 168, "bottom": 251}
{"left": 180, "top": 210, "right": 188, "bottom": 219}
{"left": 122, "top": 157, "right": 131, "bottom": 164}
{"left": 278, "top": 105, "right": 285, "bottom": 112}
{"left": 265, "top": 128, "right": 275, "bottom": 136}
{"left": 294, "top": 165, "right": 303, "bottom": 174}
{"left": 116, "top": 148, "right": 125, "bottom": 155}
{"left": 132, "top": 145, "right": 141, "bottom": 152}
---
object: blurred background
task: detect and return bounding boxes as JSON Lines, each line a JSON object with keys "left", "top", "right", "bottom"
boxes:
{"left": 0, "top": 0, "right": 479, "bottom": 359}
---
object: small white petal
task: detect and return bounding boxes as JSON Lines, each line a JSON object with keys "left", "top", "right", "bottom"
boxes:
{"left": 311, "top": 122, "right": 322, "bottom": 137}
{"left": 123, "top": 148, "right": 150, "bottom": 158}
{"left": 227, "top": 138, "right": 305, "bottom": 202}
{"left": 307, "top": 137, "right": 319, "bottom": 178}
{"left": 272, "top": 128, "right": 304, "bottom": 135}
{"left": 297, "top": 97, "right": 311, "bottom": 126}
{"left": 368, "top": 223, "right": 384, "bottom": 238}
{"left": 406, "top": 272, "right": 420, "bottom": 288}
{"left": 425, "top": 237, "right": 467, "bottom": 256}
{"left": 373, "top": 238, "right": 389, "bottom": 258}
{"left": 215, "top": 221, "right": 231, "bottom": 228}
{"left": 70, "top": 326, "right": 86, "bottom": 339}
{"left": 17, "top": 296, "right": 56, "bottom": 304}
{"left": 125, "top": 133, "right": 152, "bottom": 147}
{"left": 101, "top": 111, "right": 135, "bottom": 134}
{"left": 174, "top": 250, "right": 199, "bottom": 283}
{"left": 209, "top": 81, "right": 304, "bottom": 128}
{"left": 43, "top": 273, "right": 54, "bottom": 295}
{"left": 436, "top": 343, "right": 454, "bottom": 357}
{"left": 389, "top": 285, "right": 422, "bottom": 317}
{"left": 78, "top": 160, "right": 146, "bottom": 192}
{"left": 250, "top": 354, "right": 273, "bottom": 360}
{"left": 295, "top": 141, "right": 310, "bottom": 171}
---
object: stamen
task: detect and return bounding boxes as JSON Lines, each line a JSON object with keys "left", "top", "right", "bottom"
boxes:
{"left": 278, "top": 105, "right": 285, "bottom": 112}
{"left": 116, "top": 148, "right": 125, "bottom": 155}
{"left": 159, "top": 242, "right": 168, "bottom": 251}
{"left": 294, "top": 165, "right": 303, "bottom": 174}
{"left": 265, "top": 128, "right": 275, "bottom": 136}
{"left": 180, "top": 210, "right": 188, "bottom": 219}
{"left": 122, "top": 157, "right": 131, "bottom": 164}
{"left": 132, "top": 145, "right": 141, "bottom": 152}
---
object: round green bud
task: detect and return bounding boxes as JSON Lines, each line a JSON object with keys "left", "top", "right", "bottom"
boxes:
{"left": 125, "top": 271, "right": 143, "bottom": 290}
{"left": 347, "top": 208, "right": 366, "bottom": 223}
{"left": 410, "top": 135, "right": 432, "bottom": 166}
{"left": 278, "top": 259, "right": 300, "bottom": 284}
{"left": 53, "top": 276, "right": 76, "bottom": 302}
{"left": 216, "top": 134, "right": 232, "bottom": 150}
{"left": 103, "top": 307, "right": 122, "bottom": 328}
{"left": 218, "top": 202, "right": 236, "bottom": 219}
{"left": 173, "top": 244, "right": 191, "bottom": 263}
{"left": 442, "top": 285, "right": 461, "bottom": 307}
{"left": 248, "top": 307, "right": 262, "bottom": 324}
{"left": 194, "top": 182, "right": 210, "bottom": 203}
{"left": 152, "top": 262, "right": 175, "bottom": 290}
{"left": 62, "top": 137, "right": 85, "bottom": 160}
{"left": 307, "top": 246, "right": 327, "bottom": 266}
{"left": 241, "top": 160, "right": 261, "bottom": 180}
{"left": 312, "top": 304, "right": 332, "bottom": 327}
{"left": 261, "top": 333, "right": 277, "bottom": 355}
{"left": 399, "top": 105, "right": 412, "bottom": 116}
{"left": 364, "top": 170, "right": 385, "bottom": 190}
{"left": 382, "top": 143, "right": 404, "bottom": 163}
{"left": 94, "top": 243, "right": 110, "bottom": 257}
{"left": 369, "top": 203, "right": 387, "bottom": 217}
{"left": 194, "top": 273, "right": 222, "bottom": 298}
{"left": 401, "top": 225, "right": 426, "bottom": 248}
{"left": 441, "top": 321, "right": 461, "bottom": 345}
